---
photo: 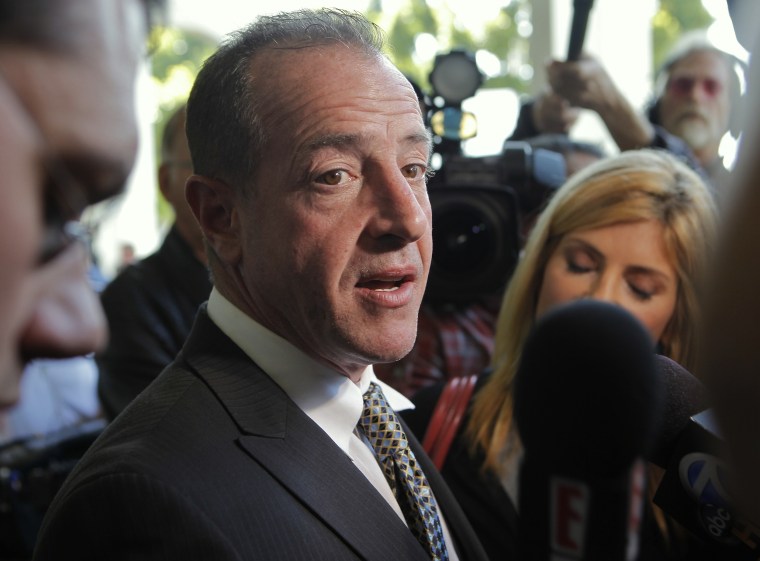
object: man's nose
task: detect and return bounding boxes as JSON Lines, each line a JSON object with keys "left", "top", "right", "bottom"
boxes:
{"left": 365, "top": 167, "right": 429, "bottom": 242}
{"left": 19, "top": 243, "right": 108, "bottom": 360}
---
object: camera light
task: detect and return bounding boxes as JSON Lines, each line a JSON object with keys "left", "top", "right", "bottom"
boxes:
{"left": 429, "top": 50, "right": 484, "bottom": 105}
{"left": 430, "top": 107, "right": 478, "bottom": 141}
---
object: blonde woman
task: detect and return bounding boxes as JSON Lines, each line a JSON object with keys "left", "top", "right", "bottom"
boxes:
{"left": 404, "top": 148, "right": 718, "bottom": 560}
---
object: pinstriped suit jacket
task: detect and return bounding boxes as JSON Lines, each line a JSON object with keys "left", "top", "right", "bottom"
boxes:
{"left": 33, "top": 307, "right": 489, "bottom": 561}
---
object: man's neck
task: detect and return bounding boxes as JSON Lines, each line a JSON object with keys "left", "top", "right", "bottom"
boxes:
{"left": 692, "top": 144, "right": 722, "bottom": 171}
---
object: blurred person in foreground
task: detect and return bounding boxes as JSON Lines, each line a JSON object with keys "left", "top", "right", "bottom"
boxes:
{"left": 97, "top": 103, "right": 211, "bottom": 420}
{"left": 699, "top": 0, "right": 760, "bottom": 526}
{"left": 514, "top": 32, "right": 741, "bottom": 195}
{"left": 404, "top": 149, "right": 718, "bottom": 560}
{"left": 33, "top": 9, "right": 488, "bottom": 561}
{"left": 0, "top": 0, "right": 164, "bottom": 409}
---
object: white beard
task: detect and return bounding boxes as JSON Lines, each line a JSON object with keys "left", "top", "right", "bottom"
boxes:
{"left": 671, "top": 114, "right": 714, "bottom": 151}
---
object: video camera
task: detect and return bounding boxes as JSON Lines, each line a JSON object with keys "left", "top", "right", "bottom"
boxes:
{"left": 0, "top": 419, "right": 106, "bottom": 558}
{"left": 423, "top": 50, "right": 566, "bottom": 303}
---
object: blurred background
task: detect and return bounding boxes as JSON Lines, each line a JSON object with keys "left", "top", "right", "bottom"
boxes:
{"left": 88, "top": 0, "right": 747, "bottom": 279}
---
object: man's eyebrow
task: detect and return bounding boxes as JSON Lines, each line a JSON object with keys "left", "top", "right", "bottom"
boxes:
{"left": 303, "top": 133, "right": 362, "bottom": 152}
{"left": 404, "top": 130, "right": 434, "bottom": 154}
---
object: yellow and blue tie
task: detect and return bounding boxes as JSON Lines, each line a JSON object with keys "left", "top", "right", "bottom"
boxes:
{"left": 359, "top": 382, "right": 450, "bottom": 561}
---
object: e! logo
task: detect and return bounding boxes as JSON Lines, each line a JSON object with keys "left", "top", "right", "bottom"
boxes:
{"left": 551, "top": 477, "right": 588, "bottom": 557}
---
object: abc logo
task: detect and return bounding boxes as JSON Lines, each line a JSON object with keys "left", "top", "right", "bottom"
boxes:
{"left": 679, "top": 452, "right": 737, "bottom": 543}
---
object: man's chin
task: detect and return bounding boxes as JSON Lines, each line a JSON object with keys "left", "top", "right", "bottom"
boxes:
{"left": 673, "top": 119, "right": 712, "bottom": 151}
{"left": 364, "top": 335, "right": 417, "bottom": 365}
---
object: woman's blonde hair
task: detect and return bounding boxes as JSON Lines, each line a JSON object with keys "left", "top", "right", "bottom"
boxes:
{"left": 467, "top": 149, "right": 718, "bottom": 472}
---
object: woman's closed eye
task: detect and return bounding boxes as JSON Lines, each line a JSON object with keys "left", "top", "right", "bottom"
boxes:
{"left": 627, "top": 273, "right": 662, "bottom": 302}
{"left": 567, "top": 260, "right": 593, "bottom": 274}
{"left": 628, "top": 282, "right": 655, "bottom": 301}
{"left": 565, "top": 249, "right": 597, "bottom": 274}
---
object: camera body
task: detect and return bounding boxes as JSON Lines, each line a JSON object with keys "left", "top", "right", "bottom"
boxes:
{"left": 421, "top": 49, "right": 567, "bottom": 304}
{"left": 0, "top": 419, "right": 106, "bottom": 557}
{"left": 425, "top": 141, "right": 565, "bottom": 303}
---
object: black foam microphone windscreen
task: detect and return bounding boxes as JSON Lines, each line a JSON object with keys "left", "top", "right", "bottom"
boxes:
{"left": 514, "top": 299, "right": 664, "bottom": 560}
{"left": 648, "top": 355, "right": 708, "bottom": 468}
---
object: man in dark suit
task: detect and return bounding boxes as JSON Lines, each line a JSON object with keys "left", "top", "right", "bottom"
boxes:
{"left": 34, "top": 9, "right": 489, "bottom": 561}
{"left": 97, "top": 103, "right": 212, "bottom": 420}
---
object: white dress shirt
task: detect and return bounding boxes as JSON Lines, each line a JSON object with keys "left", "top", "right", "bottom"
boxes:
{"left": 207, "top": 288, "right": 459, "bottom": 560}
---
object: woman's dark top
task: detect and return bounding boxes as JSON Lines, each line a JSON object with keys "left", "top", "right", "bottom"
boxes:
{"left": 402, "top": 373, "right": 518, "bottom": 561}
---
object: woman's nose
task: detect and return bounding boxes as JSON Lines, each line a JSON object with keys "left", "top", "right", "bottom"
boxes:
{"left": 586, "top": 276, "right": 619, "bottom": 305}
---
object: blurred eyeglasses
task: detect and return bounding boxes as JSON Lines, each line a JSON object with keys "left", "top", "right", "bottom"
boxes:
{"left": 667, "top": 76, "right": 724, "bottom": 99}
{"left": 39, "top": 156, "right": 93, "bottom": 264}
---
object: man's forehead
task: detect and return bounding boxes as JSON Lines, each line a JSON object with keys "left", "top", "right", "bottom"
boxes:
{"left": 253, "top": 46, "right": 413, "bottom": 115}
{"left": 670, "top": 51, "right": 730, "bottom": 78}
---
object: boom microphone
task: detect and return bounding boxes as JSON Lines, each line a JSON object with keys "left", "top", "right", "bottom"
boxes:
{"left": 514, "top": 300, "right": 663, "bottom": 561}
{"left": 567, "top": 0, "right": 595, "bottom": 61}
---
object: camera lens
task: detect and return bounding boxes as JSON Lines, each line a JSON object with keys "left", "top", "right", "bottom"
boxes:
{"left": 433, "top": 206, "right": 496, "bottom": 273}
{"left": 426, "top": 186, "right": 520, "bottom": 303}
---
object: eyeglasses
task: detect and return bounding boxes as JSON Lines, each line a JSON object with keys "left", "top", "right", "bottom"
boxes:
{"left": 0, "top": 71, "right": 93, "bottom": 265}
{"left": 39, "top": 154, "right": 93, "bottom": 264}
{"left": 666, "top": 76, "right": 724, "bottom": 99}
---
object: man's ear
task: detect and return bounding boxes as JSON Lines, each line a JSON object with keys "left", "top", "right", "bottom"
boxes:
{"left": 185, "top": 175, "right": 241, "bottom": 266}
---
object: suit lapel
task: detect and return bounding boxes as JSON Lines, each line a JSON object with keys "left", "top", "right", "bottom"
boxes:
{"left": 238, "top": 420, "right": 429, "bottom": 561}
{"left": 182, "top": 310, "right": 429, "bottom": 561}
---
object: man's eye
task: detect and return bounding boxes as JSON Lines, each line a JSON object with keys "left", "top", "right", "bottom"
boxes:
{"left": 316, "top": 170, "right": 349, "bottom": 186}
{"left": 402, "top": 163, "right": 425, "bottom": 180}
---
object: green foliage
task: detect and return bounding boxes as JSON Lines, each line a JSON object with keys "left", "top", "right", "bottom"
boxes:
{"left": 447, "top": 24, "right": 479, "bottom": 54}
{"left": 382, "top": 0, "right": 531, "bottom": 98}
{"left": 481, "top": 4, "right": 529, "bottom": 92}
{"left": 482, "top": 5, "right": 517, "bottom": 59}
{"left": 653, "top": 0, "right": 714, "bottom": 70}
{"left": 149, "top": 27, "right": 218, "bottom": 226}
{"left": 384, "top": 0, "right": 439, "bottom": 88}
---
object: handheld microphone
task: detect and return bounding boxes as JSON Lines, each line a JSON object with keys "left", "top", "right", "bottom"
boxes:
{"left": 514, "top": 299, "right": 663, "bottom": 561}
{"left": 648, "top": 357, "right": 760, "bottom": 558}
{"left": 567, "top": 0, "right": 595, "bottom": 61}
{"left": 648, "top": 355, "right": 708, "bottom": 469}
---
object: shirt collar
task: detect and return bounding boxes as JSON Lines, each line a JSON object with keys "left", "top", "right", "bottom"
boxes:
{"left": 207, "top": 288, "right": 414, "bottom": 454}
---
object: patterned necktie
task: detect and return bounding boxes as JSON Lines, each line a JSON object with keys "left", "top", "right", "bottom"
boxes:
{"left": 359, "top": 382, "right": 450, "bottom": 561}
